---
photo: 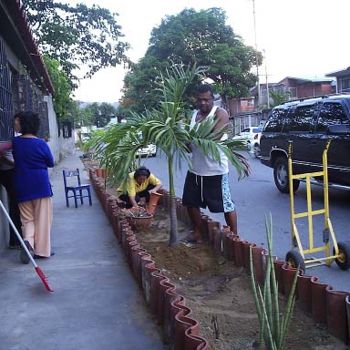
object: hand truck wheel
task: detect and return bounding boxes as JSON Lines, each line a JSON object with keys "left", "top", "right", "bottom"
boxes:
{"left": 334, "top": 241, "right": 350, "bottom": 270}
{"left": 286, "top": 249, "right": 305, "bottom": 272}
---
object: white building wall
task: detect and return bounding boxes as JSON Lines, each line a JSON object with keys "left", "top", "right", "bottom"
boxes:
{"left": 45, "top": 95, "right": 75, "bottom": 164}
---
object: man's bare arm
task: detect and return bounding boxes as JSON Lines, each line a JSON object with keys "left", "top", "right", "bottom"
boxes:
{"left": 213, "top": 107, "right": 230, "bottom": 139}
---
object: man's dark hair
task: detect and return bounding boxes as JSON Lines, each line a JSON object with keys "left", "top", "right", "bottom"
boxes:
{"left": 134, "top": 166, "right": 150, "bottom": 179}
{"left": 197, "top": 84, "right": 214, "bottom": 98}
{"left": 14, "top": 111, "right": 40, "bottom": 135}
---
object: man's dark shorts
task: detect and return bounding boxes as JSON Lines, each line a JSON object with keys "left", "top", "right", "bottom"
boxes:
{"left": 182, "top": 171, "right": 235, "bottom": 213}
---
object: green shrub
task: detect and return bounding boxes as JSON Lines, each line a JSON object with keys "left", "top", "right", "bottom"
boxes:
{"left": 250, "top": 214, "right": 299, "bottom": 350}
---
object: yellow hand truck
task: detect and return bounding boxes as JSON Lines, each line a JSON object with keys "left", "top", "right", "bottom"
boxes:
{"left": 285, "top": 140, "right": 350, "bottom": 272}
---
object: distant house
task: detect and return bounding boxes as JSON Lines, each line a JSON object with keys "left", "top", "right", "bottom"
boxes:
{"left": 273, "top": 77, "right": 334, "bottom": 99}
{"left": 251, "top": 77, "right": 334, "bottom": 108}
{"left": 227, "top": 97, "right": 255, "bottom": 116}
{"left": 326, "top": 67, "right": 350, "bottom": 93}
{"left": 229, "top": 76, "right": 334, "bottom": 134}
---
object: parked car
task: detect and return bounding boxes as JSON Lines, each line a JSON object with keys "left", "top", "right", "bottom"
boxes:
{"left": 260, "top": 94, "right": 350, "bottom": 193}
{"left": 233, "top": 126, "right": 262, "bottom": 157}
{"left": 136, "top": 144, "right": 157, "bottom": 157}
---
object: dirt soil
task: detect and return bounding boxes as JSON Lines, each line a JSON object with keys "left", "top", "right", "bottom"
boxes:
{"left": 134, "top": 206, "right": 347, "bottom": 350}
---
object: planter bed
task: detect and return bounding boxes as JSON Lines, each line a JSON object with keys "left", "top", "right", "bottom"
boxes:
{"left": 87, "top": 164, "right": 349, "bottom": 349}
{"left": 132, "top": 206, "right": 346, "bottom": 350}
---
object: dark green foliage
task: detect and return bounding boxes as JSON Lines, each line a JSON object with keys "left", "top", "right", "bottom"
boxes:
{"left": 23, "top": 0, "right": 129, "bottom": 86}
{"left": 121, "top": 8, "right": 262, "bottom": 113}
{"left": 270, "top": 90, "right": 291, "bottom": 107}
{"left": 43, "top": 55, "right": 72, "bottom": 119}
{"left": 85, "top": 102, "right": 118, "bottom": 128}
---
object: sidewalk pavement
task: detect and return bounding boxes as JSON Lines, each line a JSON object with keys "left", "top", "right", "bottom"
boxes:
{"left": 0, "top": 151, "right": 165, "bottom": 350}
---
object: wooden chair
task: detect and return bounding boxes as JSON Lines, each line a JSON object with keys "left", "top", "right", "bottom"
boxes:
{"left": 63, "top": 169, "right": 92, "bottom": 208}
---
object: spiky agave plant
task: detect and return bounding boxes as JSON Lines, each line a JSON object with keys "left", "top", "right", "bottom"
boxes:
{"left": 250, "top": 214, "right": 298, "bottom": 350}
{"left": 94, "top": 63, "right": 249, "bottom": 245}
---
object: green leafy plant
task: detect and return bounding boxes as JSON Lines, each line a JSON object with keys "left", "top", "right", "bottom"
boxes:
{"left": 250, "top": 214, "right": 298, "bottom": 350}
{"left": 270, "top": 90, "right": 291, "bottom": 107}
{"left": 93, "top": 63, "right": 249, "bottom": 245}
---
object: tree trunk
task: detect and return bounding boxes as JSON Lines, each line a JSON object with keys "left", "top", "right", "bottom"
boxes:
{"left": 167, "top": 156, "right": 178, "bottom": 246}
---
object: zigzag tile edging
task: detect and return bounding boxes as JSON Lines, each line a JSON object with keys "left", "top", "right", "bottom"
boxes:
{"left": 160, "top": 190, "right": 350, "bottom": 345}
{"left": 89, "top": 168, "right": 350, "bottom": 346}
{"left": 89, "top": 169, "right": 209, "bottom": 350}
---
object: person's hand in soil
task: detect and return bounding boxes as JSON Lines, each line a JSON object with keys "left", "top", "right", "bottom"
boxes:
{"left": 138, "top": 198, "right": 146, "bottom": 207}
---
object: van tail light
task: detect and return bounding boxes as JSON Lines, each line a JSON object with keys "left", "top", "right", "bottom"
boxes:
{"left": 254, "top": 134, "right": 258, "bottom": 140}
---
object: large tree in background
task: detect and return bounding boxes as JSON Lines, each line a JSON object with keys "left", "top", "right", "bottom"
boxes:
{"left": 86, "top": 102, "right": 118, "bottom": 128}
{"left": 121, "top": 8, "right": 262, "bottom": 114}
{"left": 23, "top": 0, "right": 129, "bottom": 86}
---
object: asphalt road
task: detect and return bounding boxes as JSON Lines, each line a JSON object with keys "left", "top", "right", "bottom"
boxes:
{"left": 143, "top": 151, "right": 350, "bottom": 293}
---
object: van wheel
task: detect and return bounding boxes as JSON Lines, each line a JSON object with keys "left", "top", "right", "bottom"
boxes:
{"left": 273, "top": 156, "right": 300, "bottom": 193}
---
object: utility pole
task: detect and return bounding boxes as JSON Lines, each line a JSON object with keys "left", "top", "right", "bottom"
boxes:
{"left": 252, "top": 0, "right": 260, "bottom": 107}
{"left": 263, "top": 49, "right": 270, "bottom": 109}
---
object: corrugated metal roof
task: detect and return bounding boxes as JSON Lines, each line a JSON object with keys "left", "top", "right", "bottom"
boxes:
{"left": 326, "top": 67, "right": 350, "bottom": 78}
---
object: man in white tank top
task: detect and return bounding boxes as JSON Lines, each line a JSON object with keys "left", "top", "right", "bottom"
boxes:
{"left": 182, "top": 84, "right": 237, "bottom": 243}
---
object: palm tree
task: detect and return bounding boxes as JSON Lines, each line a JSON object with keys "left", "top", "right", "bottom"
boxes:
{"left": 94, "top": 64, "right": 249, "bottom": 245}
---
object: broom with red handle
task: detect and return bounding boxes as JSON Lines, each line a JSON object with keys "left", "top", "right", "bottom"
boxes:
{"left": 0, "top": 199, "right": 53, "bottom": 292}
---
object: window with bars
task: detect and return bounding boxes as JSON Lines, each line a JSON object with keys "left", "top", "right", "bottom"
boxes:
{"left": 0, "top": 38, "right": 13, "bottom": 141}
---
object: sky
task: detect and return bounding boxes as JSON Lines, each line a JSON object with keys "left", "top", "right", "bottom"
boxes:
{"left": 67, "top": 0, "right": 350, "bottom": 103}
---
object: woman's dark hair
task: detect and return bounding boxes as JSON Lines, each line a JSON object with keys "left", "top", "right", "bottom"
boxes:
{"left": 134, "top": 166, "right": 150, "bottom": 179}
{"left": 14, "top": 111, "right": 40, "bottom": 135}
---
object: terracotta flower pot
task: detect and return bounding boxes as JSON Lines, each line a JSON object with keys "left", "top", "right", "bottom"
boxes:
{"left": 311, "top": 277, "right": 329, "bottom": 324}
{"left": 346, "top": 296, "right": 350, "bottom": 345}
{"left": 261, "top": 249, "right": 272, "bottom": 274}
{"left": 251, "top": 246, "right": 266, "bottom": 285}
{"left": 150, "top": 270, "right": 164, "bottom": 317}
{"left": 162, "top": 281, "right": 178, "bottom": 343}
{"left": 281, "top": 264, "right": 300, "bottom": 298}
{"left": 297, "top": 274, "right": 313, "bottom": 314}
{"left": 95, "top": 168, "right": 103, "bottom": 177}
{"left": 200, "top": 215, "right": 209, "bottom": 240}
{"left": 213, "top": 227, "right": 222, "bottom": 254}
{"left": 207, "top": 220, "right": 220, "bottom": 247}
{"left": 273, "top": 260, "right": 286, "bottom": 295}
{"left": 233, "top": 238, "right": 244, "bottom": 267}
{"left": 185, "top": 335, "right": 209, "bottom": 350}
{"left": 141, "top": 254, "right": 157, "bottom": 304}
{"left": 101, "top": 168, "right": 107, "bottom": 178}
{"left": 223, "top": 233, "right": 234, "bottom": 260}
{"left": 242, "top": 241, "right": 256, "bottom": 271}
{"left": 131, "top": 248, "right": 146, "bottom": 286}
{"left": 326, "top": 287, "right": 349, "bottom": 344}
{"left": 145, "top": 191, "right": 162, "bottom": 214}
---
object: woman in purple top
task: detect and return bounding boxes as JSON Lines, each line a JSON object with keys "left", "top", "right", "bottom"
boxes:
{"left": 12, "top": 111, "right": 54, "bottom": 263}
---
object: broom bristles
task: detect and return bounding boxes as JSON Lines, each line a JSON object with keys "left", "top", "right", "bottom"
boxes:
{"left": 35, "top": 266, "right": 54, "bottom": 292}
